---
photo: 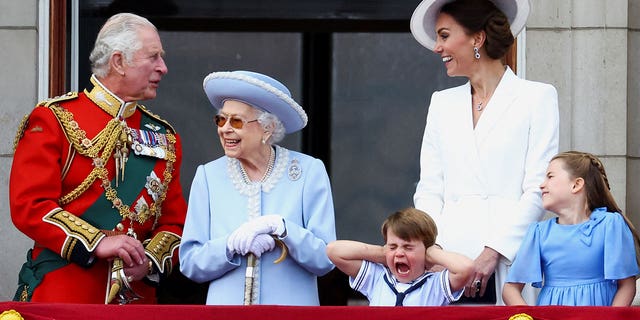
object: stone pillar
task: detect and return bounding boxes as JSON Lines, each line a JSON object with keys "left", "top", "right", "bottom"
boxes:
{"left": 529, "top": 0, "right": 640, "bottom": 305}
{"left": 627, "top": 0, "right": 640, "bottom": 303}
{"left": 527, "top": 0, "right": 631, "bottom": 212}
{"left": 0, "top": 0, "right": 39, "bottom": 301}
{"left": 627, "top": 1, "right": 640, "bottom": 227}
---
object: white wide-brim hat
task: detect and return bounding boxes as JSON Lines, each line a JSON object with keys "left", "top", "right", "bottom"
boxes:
{"left": 203, "top": 71, "right": 308, "bottom": 134}
{"left": 410, "top": 0, "right": 530, "bottom": 51}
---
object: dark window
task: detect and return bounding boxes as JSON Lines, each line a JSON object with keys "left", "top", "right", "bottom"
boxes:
{"left": 76, "top": 0, "right": 466, "bottom": 305}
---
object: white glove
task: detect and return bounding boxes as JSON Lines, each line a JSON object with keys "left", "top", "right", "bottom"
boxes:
{"left": 250, "top": 214, "right": 286, "bottom": 237}
{"left": 227, "top": 226, "right": 250, "bottom": 256}
{"left": 228, "top": 215, "right": 286, "bottom": 256}
{"left": 248, "top": 234, "right": 276, "bottom": 258}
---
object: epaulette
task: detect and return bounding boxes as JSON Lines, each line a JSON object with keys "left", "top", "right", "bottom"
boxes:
{"left": 138, "top": 104, "right": 177, "bottom": 134}
{"left": 38, "top": 91, "right": 78, "bottom": 107}
{"left": 13, "top": 113, "right": 30, "bottom": 152}
{"left": 12, "top": 92, "right": 77, "bottom": 152}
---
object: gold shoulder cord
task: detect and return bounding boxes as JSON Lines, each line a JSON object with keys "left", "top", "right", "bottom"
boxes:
{"left": 12, "top": 114, "right": 30, "bottom": 153}
{"left": 50, "top": 104, "right": 177, "bottom": 225}
{"left": 50, "top": 104, "right": 123, "bottom": 205}
{"left": 50, "top": 104, "right": 122, "bottom": 159}
{"left": 12, "top": 91, "right": 79, "bottom": 153}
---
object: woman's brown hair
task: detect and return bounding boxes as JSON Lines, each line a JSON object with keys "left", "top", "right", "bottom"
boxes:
{"left": 552, "top": 151, "right": 640, "bottom": 269}
{"left": 440, "top": 0, "right": 514, "bottom": 60}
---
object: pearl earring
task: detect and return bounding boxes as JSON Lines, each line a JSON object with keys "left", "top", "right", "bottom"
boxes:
{"left": 473, "top": 47, "right": 481, "bottom": 60}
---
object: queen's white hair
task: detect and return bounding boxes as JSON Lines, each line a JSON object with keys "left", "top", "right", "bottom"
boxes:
{"left": 256, "top": 110, "right": 286, "bottom": 144}
{"left": 89, "top": 13, "right": 156, "bottom": 78}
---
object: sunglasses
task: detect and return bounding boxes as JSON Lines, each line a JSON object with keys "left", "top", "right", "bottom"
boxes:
{"left": 214, "top": 114, "right": 258, "bottom": 129}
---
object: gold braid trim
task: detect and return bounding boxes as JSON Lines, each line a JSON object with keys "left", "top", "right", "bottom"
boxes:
{"left": 41, "top": 92, "right": 78, "bottom": 107}
{"left": 19, "top": 287, "right": 29, "bottom": 302}
{"left": 52, "top": 104, "right": 177, "bottom": 225}
{"left": 99, "top": 133, "right": 176, "bottom": 224}
{"left": 62, "top": 238, "right": 79, "bottom": 260}
{"left": 49, "top": 104, "right": 122, "bottom": 159}
{"left": 145, "top": 231, "right": 180, "bottom": 274}
{"left": 56, "top": 108, "right": 123, "bottom": 205}
{"left": 12, "top": 113, "right": 30, "bottom": 152}
{"left": 43, "top": 208, "right": 105, "bottom": 253}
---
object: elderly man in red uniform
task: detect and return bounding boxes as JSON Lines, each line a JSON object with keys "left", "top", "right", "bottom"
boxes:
{"left": 10, "top": 12, "right": 187, "bottom": 304}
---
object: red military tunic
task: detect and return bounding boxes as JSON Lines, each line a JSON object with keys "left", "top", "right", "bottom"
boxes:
{"left": 10, "top": 76, "right": 187, "bottom": 303}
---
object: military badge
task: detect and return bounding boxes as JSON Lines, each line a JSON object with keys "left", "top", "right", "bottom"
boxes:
{"left": 134, "top": 197, "right": 151, "bottom": 222}
{"left": 145, "top": 171, "right": 164, "bottom": 201}
{"left": 130, "top": 128, "right": 170, "bottom": 159}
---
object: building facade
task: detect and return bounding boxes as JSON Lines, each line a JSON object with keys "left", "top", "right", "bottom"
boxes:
{"left": 1, "top": 0, "right": 638, "bottom": 303}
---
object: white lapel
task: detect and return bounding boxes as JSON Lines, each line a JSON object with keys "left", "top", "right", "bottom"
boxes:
{"left": 448, "top": 82, "right": 485, "bottom": 181}
{"left": 473, "top": 67, "right": 521, "bottom": 145}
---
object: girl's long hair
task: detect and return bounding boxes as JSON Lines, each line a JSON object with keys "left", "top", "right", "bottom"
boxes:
{"left": 553, "top": 151, "right": 640, "bottom": 270}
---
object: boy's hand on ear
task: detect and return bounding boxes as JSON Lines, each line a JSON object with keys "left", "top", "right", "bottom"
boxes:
{"left": 425, "top": 245, "right": 446, "bottom": 272}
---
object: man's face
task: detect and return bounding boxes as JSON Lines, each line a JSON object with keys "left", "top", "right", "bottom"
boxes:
{"left": 120, "top": 26, "right": 168, "bottom": 101}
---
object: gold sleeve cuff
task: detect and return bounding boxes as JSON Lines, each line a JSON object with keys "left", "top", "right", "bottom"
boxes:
{"left": 145, "top": 231, "right": 180, "bottom": 274}
{"left": 43, "top": 208, "right": 105, "bottom": 256}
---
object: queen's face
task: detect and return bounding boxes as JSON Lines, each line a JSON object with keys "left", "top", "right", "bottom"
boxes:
{"left": 384, "top": 230, "right": 427, "bottom": 284}
{"left": 433, "top": 13, "right": 476, "bottom": 78}
{"left": 217, "top": 100, "right": 262, "bottom": 161}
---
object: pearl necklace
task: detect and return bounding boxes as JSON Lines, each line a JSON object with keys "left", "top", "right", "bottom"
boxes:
{"left": 240, "top": 146, "right": 275, "bottom": 183}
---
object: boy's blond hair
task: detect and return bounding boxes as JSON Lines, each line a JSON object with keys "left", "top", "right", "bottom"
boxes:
{"left": 381, "top": 207, "right": 437, "bottom": 248}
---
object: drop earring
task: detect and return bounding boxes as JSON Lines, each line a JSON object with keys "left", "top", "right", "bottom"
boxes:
{"left": 473, "top": 47, "right": 481, "bottom": 60}
{"left": 262, "top": 131, "right": 271, "bottom": 145}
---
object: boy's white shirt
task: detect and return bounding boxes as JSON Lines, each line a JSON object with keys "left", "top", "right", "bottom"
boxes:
{"left": 349, "top": 260, "right": 463, "bottom": 306}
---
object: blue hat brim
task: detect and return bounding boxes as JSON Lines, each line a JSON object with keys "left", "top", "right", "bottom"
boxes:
{"left": 203, "top": 71, "right": 308, "bottom": 134}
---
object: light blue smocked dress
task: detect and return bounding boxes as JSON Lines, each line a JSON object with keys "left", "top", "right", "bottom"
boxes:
{"left": 506, "top": 207, "right": 639, "bottom": 306}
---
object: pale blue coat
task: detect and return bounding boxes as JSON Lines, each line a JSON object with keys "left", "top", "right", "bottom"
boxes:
{"left": 179, "top": 145, "right": 336, "bottom": 305}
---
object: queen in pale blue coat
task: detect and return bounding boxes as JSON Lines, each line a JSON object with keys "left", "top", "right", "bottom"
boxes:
{"left": 179, "top": 71, "right": 336, "bottom": 305}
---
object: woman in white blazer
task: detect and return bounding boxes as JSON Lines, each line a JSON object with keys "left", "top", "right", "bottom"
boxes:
{"left": 410, "top": 0, "right": 559, "bottom": 305}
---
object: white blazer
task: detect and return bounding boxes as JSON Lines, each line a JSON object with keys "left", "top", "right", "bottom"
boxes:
{"left": 414, "top": 67, "right": 559, "bottom": 264}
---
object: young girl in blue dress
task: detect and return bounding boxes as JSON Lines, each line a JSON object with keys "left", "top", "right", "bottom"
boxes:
{"left": 503, "top": 151, "right": 640, "bottom": 306}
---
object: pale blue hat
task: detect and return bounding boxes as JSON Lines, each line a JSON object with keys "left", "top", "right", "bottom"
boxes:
{"left": 203, "top": 70, "right": 308, "bottom": 134}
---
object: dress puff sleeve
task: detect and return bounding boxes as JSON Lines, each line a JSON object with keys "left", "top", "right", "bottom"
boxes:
{"left": 603, "top": 209, "right": 640, "bottom": 280}
{"left": 506, "top": 222, "right": 544, "bottom": 288}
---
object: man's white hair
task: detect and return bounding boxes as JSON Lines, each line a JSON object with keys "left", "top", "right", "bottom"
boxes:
{"left": 89, "top": 13, "right": 156, "bottom": 78}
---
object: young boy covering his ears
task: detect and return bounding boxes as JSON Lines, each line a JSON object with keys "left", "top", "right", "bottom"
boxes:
{"left": 326, "top": 207, "right": 473, "bottom": 306}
